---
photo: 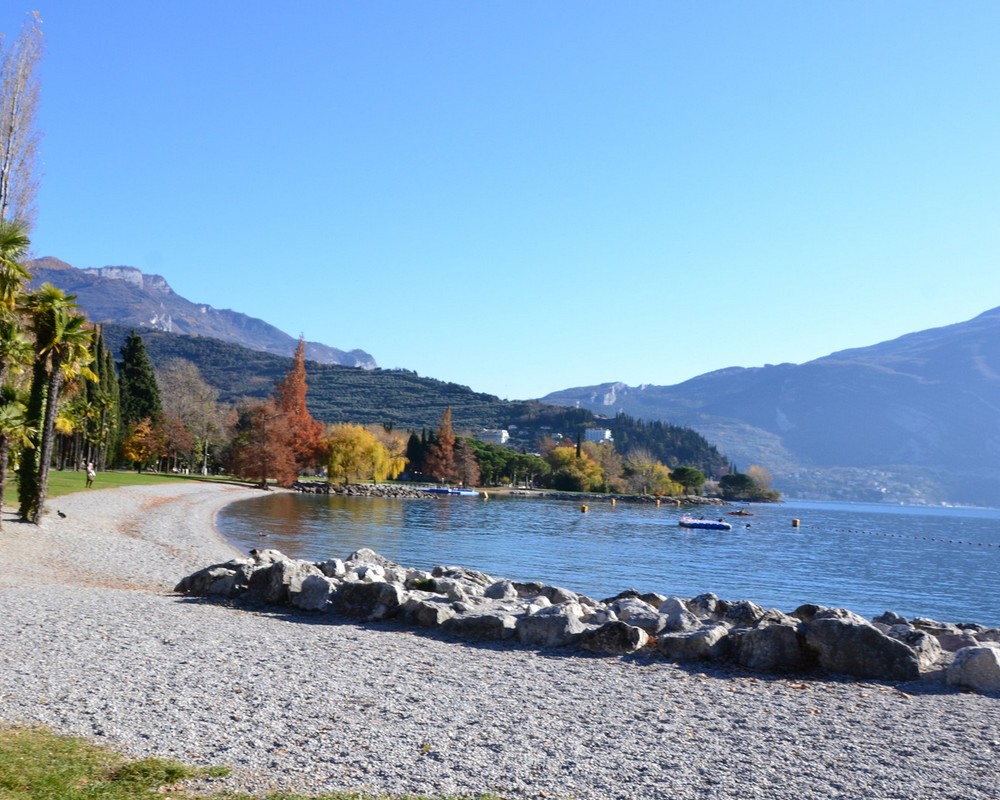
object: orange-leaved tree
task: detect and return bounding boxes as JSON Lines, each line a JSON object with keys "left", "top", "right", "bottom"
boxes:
{"left": 228, "top": 397, "right": 297, "bottom": 488}
{"left": 274, "top": 337, "right": 326, "bottom": 473}
{"left": 423, "top": 407, "right": 456, "bottom": 484}
{"left": 121, "top": 417, "right": 165, "bottom": 472}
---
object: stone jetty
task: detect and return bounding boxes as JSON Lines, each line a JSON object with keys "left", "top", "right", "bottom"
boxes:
{"left": 176, "top": 547, "right": 1000, "bottom": 694}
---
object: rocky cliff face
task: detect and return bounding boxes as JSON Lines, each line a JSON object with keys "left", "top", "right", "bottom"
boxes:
{"left": 81, "top": 265, "right": 171, "bottom": 292}
{"left": 27, "top": 257, "right": 377, "bottom": 369}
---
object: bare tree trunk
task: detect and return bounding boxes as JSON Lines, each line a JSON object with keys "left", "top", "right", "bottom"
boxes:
{"left": 31, "top": 360, "right": 64, "bottom": 523}
{"left": 0, "top": 13, "right": 42, "bottom": 227}
{"left": 97, "top": 407, "right": 108, "bottom": 470}
{"left": 0, "top": 434, "right": 9, "bottom": 530}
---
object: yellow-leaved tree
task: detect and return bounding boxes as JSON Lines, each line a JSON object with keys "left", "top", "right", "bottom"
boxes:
{"left": 326, "top": 423, "right": 408, "bottom": 485}
{"left": 746, "top": 465, "right": 774, "bottom": 491}
{"left": 326, "top": 423, "right": 375, "bottom": 484}
{"left": 625, "top": 447, "right": 683, "bottom": 496}
{"left": 369, "top": 425, "right": 408, "bottom": 483}
{"left": 546, "top": 443, "right": 604, "bottom": 492}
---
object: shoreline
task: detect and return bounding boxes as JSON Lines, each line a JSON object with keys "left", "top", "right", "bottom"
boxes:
{"left": 1, "top": 483, "right": 999, "bottom": 799}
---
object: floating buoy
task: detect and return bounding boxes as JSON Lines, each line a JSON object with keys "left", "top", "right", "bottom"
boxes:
{"left": 655, "top": 499, "right": 661, "bottom": 507}
{"left": 581, "top": 504, "right": 589, "bottom": 513}
{"left": 610, "top": 498, "right": 616, "bottom": 506}
{"left": 481, "top": 491, "right": 489, "bottom": 500}
{"left": 792, "top": 518, "right": 801, "bottom": 528}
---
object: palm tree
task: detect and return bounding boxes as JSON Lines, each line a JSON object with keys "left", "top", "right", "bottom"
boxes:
{"left": 18, "top": 283, "right": 95, "bottom": 523}
{"left": 0, "top": 219, "right": 30, "bottom": 314}
{"left": 0, "top": 219, "right": 30, "bottom": 393}
{"left": 0, "top": 219, "right": 31, "bottom": 522}
{"left": 0, "top": 321, "right": 31, "bottom": 524}
{"left": 0, "top": 386, "right": 33, "bottom": 529}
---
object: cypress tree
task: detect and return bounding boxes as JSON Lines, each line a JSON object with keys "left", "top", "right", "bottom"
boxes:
{"left": 86, "top": 325, "right": 119, "bottom": 469}
{"left": 117, "top": 330, "right": 161, "bottom": 428}
{"left": 405, "top": 431, "right": 424, "bottom": 475}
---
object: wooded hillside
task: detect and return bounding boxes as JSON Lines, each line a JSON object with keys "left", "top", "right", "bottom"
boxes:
{"left": 102, "top": 325, "right": 732, "bottom": 475}
{"left": 103, "top": 325, "right": 585, "bottom": 432}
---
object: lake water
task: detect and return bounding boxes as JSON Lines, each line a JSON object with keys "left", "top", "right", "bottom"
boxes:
{"left": 217, "top": 493, "right": 1000, "bottom": 628}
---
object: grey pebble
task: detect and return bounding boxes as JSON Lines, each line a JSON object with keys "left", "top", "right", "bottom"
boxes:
{"left": 1, "top": 483, "right": 998, "bottom": 800}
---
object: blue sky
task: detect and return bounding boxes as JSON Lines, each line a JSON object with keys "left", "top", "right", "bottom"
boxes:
{"left": 8, "top": 2, "right": 1000, "bottom": 400}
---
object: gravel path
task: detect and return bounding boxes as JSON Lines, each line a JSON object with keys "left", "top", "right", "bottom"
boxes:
{"left": 1, "top": 482, "right": 999, "bottom": 800}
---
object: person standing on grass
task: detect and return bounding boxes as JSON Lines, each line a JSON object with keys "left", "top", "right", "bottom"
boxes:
{"left": 85, "top": 462, "right": 95, "bottom": 489}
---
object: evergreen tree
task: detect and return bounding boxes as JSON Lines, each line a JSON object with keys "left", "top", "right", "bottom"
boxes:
{"left": 117, "top": 330, "right": 161, "bottom": 428}
{"left": 671, "top": 465, "right": 706, "bottom": 495}
{"left": 610, "top": 412, "right": 728, "bottom": 476}
{"left": 405, "top": 431, "right": 424, "bottom": 476}
{"left": 85, "top": 325, "right": 120, "bottom": 470}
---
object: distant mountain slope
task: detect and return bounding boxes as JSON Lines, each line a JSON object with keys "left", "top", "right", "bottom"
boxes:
{"left": 543, "top": 307, "right": 1000, "bottom": 506}
{"left": 101, "top": 324, "right": 579, "bottom": 435}
{"left": 28, "top": 257, "right": 376, "bottom": 368}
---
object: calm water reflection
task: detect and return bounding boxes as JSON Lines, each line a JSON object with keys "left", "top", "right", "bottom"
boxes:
{"left": 217, "top": 493, "right": 1000, "bottom": 627}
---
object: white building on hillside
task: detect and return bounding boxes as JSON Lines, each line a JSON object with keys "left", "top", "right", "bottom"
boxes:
{"left": 476, "top": 429, "right": 510, "bottom": 445}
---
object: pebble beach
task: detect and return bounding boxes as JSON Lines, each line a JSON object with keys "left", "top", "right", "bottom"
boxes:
{"left": 1, "top": 481, "right": 998, "bottom": 800}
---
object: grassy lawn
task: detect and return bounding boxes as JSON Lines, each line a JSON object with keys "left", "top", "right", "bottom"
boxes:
{"left": 3, "top": 469, "right": 259, "bottom": 508}
{"left": 43, "top": 469, "right": 191, "bottom": 500}
{"left": 0, "top": 727, "right": 504, "bottom": 800}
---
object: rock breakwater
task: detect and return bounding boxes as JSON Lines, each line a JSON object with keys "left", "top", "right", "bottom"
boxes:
{"left": 290, "top": 481, "right": 729, "bottom": 505}
{"left": 176, "top": 547, "right": 1000, "bottom": 694}
{"left": 290, "top": 481, "right": 431, "bottom": 497}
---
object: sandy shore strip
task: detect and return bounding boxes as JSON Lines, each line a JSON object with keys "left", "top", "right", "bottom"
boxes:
{"left": 1, "top": 481, "right": 999, "bottom": 800}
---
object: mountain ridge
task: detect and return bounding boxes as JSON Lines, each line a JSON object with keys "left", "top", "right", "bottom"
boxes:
{"left": 27, "top": 257, "right": 376, "bottom": 369}
{"left": 542, "top": 306, "right": 1000, "bottom": 506}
